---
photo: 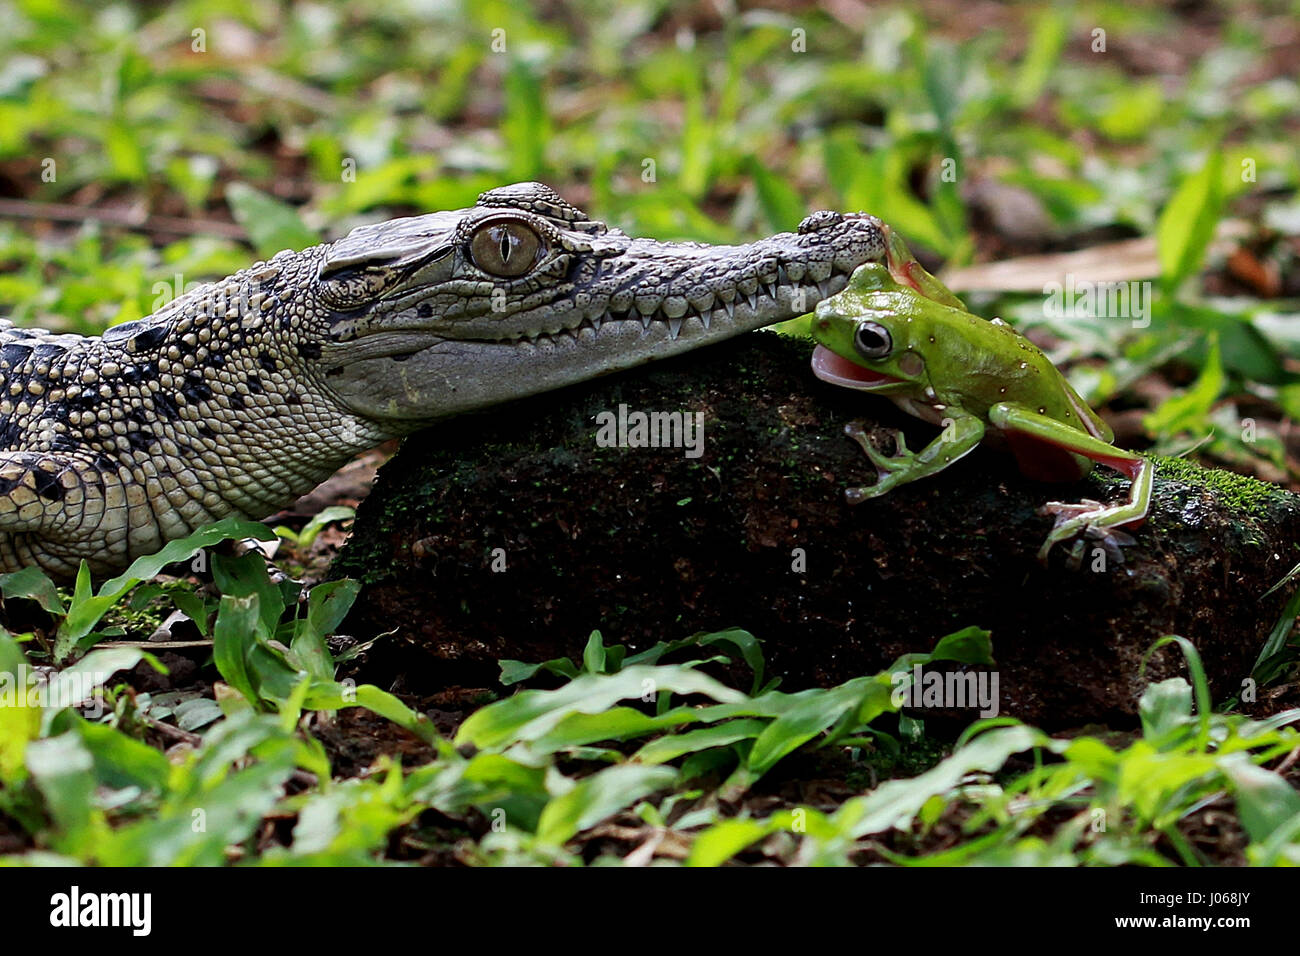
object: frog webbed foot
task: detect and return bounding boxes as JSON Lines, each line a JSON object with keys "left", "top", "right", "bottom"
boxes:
{"left": 1038, "top": 498, "right": 1138, "bottom": 567}
{"left": 843, "top": 421, "right": 914, "bottom": 502}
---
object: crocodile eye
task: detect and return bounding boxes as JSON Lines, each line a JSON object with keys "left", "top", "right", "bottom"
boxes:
{"left": 469, "top": 220, "right": 544, "bottom": 277}
{"left": 853, "top": 321, "right": 892, "bottom": 360}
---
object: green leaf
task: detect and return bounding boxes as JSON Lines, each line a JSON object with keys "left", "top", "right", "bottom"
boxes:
{"left": 1011, "top": 10, "right": 1067, "bottom": 106}
{"left": 498, "top": 655, "right": 581, "bottom": 686}
{"left": 38, "top": 646, "right": 165, "bottom": 735}
{"left": 104, "top": 119, "right": 147, "bottom": 181}
{"left": 686, "top": 818, "right": 774, "bottom": 867}
{"left": 534, "top": 764, "right": 676, "bottom": 846}
{"left": 634, "top": 719, "right": 769, "bottom": 765}
{"left": 290, "top": 579, "right": 360, "bottom": 682}
{"left": 1220, "top": 753, "right": 1300, "bottom": 845}
{"left": 750, "top": 157, "right": 804, "bottom": 232}
{"left": 1138, "top": 678, "right": 1194, "bottom": 741}
{"left": 927, "top": 626, "right": 995, "bottom": 665}
{"left": 169, "top": 587, "right": 213, "bottom": 637}
{"left": 746, "top": 677, "right": 874, "bottom": 775}
{"left": 840, "top": 725, "right": 1047, "bottom": 838}
{"left": 0, "top": 566, "right": 65, "bottom": 616}
{"left": 279, "top": 505, "right": 355, "bottom": 550}
{"left": 503, "top": 59, "right": 548, "bottom": 183}
{"left": 226, "top": 182, "right": 320, "bottom": 258}
{"left": 1142, "top": 334, "right": 1224, "bottom": 438}
{"left": 303, "top": 681, "right": 442, "bottom": 746}
{"left": 581, "top": 631, "right": 606, "bottom": 675}
{"left": 456, "top": 665, "right": 745, "bottom": 751}
{"left": 55, "top": 518, "right": 276, "bottom": 661}
{"left": 1140, "top": 635, "right": 1212, "bottom": 748}
{"left": 26, "top": 731, "right": 101, "bottom": 844}
{"left": 1156, "top": 150, "right": 1224, "bottom": 289}
{"left": 212, "top": 594, "right": 263, "bottom": 708}
{"left": 46, "top": 709, "right": 170, "bottom": 793}
{"left": 117, "top": 749, "right": 299, "bottom": 866}
{"left": 211, "top": 551, "right": 284, "bottom": 634}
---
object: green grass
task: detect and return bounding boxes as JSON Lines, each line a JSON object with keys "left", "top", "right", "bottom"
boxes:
{"left": 3, "top": 543, "right": 1297, "bottom": 866}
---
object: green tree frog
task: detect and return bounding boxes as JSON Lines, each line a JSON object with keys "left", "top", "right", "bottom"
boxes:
{"left": 810, "top": 229, "right": 1152, "bottom": 564}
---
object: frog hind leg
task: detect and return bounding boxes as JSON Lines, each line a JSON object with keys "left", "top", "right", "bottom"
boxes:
{"left": 987, "top": 402, "right": 1152, "bottom": 564}
{"left": 842, "top": 411, "right": 985, "bottom": 503}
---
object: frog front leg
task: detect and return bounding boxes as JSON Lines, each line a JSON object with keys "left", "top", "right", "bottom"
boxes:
{"left": 987, "top": 402, "right": 1152, "bottom": 564}
{"left": 842, "top": 409, "right": 985, "bottom": 502}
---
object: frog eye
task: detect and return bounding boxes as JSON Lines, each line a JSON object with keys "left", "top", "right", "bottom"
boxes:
{"left": 853, "top": 321, "right": 892, "bottom": 360}
{"left": 469, "top": 219, "right": 546, "bottom": 277}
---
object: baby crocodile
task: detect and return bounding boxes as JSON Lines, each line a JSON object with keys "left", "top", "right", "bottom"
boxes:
{"left": 0, "top": 182, "right": 886, "bottom": 579}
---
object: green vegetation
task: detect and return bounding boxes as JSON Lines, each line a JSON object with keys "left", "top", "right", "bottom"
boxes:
{"left": 0, "top": 0, "right": 1298, "bottom": 866}
{"left": 4, "top": 541, "right": 1296, "bottom": 866}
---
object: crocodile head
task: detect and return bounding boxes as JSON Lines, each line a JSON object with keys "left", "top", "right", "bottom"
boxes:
{"left": 304, "top": 182, "right": 887, "bottom": 423}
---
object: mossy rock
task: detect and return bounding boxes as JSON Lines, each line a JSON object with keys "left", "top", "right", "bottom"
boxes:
{"left": 334, "top": 333, "right": 1300, "bottom": 727}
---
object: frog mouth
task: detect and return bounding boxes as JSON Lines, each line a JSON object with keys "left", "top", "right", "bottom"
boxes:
{"left": 811, "top": 345, "right": 899, "bottom": 389}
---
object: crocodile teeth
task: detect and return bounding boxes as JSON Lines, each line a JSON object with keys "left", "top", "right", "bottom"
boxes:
{"left": 700, "top": 310, "right": 711, "bottom": 330}
{"left": 589, "top": 312, "right": 603, "bottom": 330}
{"left": 762, "top": 281, "right": 778, "bottom": 300}
{"left": 722, "top": 299, "right": 735, "bottom": 321}
{"left": 816, "top": 280, "right": 832, "bottom": 300}
{"left": 746, "top": 290, "right": 759, "bottom": 311}
{"left": 668, "top": 316, "right": 683, "bottom": 339}
{"left": 641, "top": 314, "right": 653, "bottom": 331}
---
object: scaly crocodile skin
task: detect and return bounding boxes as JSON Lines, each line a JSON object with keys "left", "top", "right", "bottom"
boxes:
{"left": 0, "top": 182, "right": 886, "bottom": 579}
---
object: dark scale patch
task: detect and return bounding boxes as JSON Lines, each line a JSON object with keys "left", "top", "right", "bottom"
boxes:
{"left": 0, "top": 344, "right": 33, "bottom": 368}
{"left": 0, "top": 475, "right": 17, "bottom": 494}
{"left": 296, "top": 341, "right": 322, "bottom": 360}
{"left": 257, "top": 351, "right": 278, "bottom": 373}
{"left": 93, "top": 452, "right": 116, "bottom": 469}
{"left": 197, "top": 423, "right": 215, "bottom": 438}
{"left": 183, "top": 375, "right": 214, "bottom": 402}
{"left": 209, "top": 352, "right": 227, "bottom": 368}
{"left": 0, "top": 418, "right": 23, "bottom": 449}
{"left": 417, "top": 302, "right": 434, "bottom": 318}
{"left": 32, "top": 468, "right": 65, "bottom": 501}
{"left": 229, "top": 393, "right": 246, "bottom": 411}
{"left": 126, "top": 430, "right": 153, "bottom": 452}
{"left": 246, "top": 375, "right": 264, "bottom": 395}
{"left": 152, "top": 391, "right": 180, "bottom": 419}
{"left": 51, "top": 434, "right": 79, "bottom": 452}
{"left": 325, "top": 366, "right": 343, "bottom": 377}
{"left": 285, "top": 391, "right": 302, "bottom": 405}
{"left": 33, "top": 343, "right": 67, "bottom": 362}
{"left": 128, "top": 325, "right": 169, "bottom": 353}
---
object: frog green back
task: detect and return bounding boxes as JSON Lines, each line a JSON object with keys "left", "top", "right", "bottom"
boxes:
{"left": 915, "top": 308, "right": 1112, "bottom": 442}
